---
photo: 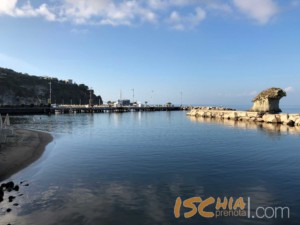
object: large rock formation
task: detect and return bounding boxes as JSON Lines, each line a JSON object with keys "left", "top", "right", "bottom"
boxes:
{"left": 250, "top": 88, "right": 286, "bottom": 113}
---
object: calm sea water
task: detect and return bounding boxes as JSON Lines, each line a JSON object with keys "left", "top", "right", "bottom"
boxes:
{"left": 1, "top": 111, "right": 300, "bottom": 225}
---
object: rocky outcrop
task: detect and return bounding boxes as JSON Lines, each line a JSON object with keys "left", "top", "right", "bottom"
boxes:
{"left": 250, "top": 88, "right": 286, "bottom": 113}
{"left": 0, "top": 67, "right": 103, "bottom": 106}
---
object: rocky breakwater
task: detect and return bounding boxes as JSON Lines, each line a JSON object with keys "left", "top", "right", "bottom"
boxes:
{"left": 187, "top": 108, "right": 300, "bottom": 126}
{"left": 188, "top": 87, "right": 300, "bottom": 127}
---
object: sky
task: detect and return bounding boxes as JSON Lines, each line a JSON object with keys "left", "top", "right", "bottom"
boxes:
{"left": 0, "top": 0, "right": 299, "bottom": 107}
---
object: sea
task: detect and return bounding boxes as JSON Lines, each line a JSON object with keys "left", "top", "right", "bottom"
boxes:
{"left": 0, "top": 106, "right": 300, "bottom": 225}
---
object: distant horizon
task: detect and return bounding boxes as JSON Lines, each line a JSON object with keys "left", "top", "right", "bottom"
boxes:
{"left": 1, "top": 66, "right": 298, "bottom": 107}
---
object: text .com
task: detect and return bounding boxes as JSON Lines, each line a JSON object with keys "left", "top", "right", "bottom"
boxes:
{"left": 174, "top": 197, "right": 290, "bottom": 219}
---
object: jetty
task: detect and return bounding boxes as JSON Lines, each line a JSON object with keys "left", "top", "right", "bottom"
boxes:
{"left": 187, "top": 88, "right": 300, "bottom": 127}
{"left": 0, "top": 105, "right": 185, "bottom": 115}
{"left": 187, "top": 107, "right": 300, "bottom": 127}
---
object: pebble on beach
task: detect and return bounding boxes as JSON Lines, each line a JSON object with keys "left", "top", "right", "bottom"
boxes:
{"left": 8, "top": 196, "right": 16, "bottom": 202}
{"left": 0, "top": 181, "right": 25, "bottom": 213}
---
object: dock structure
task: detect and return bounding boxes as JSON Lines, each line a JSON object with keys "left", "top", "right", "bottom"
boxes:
{"left": 0, "top": 105, "right": 185, "bottom": 115}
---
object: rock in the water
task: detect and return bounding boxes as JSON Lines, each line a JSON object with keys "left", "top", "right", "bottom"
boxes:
{"left": 262, "top": 114, "right": 278, "bottom": 123}
{"left": 13, "top": 185, "right": 19, "bottom": 192}
{"left": 4, "top": 182, "right": 15, "bottom": 192}
{"left": 250, "top": 88, "right": 286, "bottom": 113}
{"left": 280, "top": 114, "right": 289, "bottom": 124}
{"left": 286, "top": 120, "right": 295, "bottom": 126}
{"left": 6, "top": 208, "right": 12, "bottom": 213}
{"left": 1, "top": 183, "right": 5, "bottom": 189}
{"left": 8, "top": 196, "right": 15, "bottom": 202}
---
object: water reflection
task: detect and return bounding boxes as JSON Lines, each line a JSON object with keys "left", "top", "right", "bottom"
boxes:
{"left": 1, "top": 180, "right": 295, "bottom": 225}
{"left": 11, "top": 114, "right": 95, "bottom": 134}
{"left": 188, "top": 117, "right": 300, "bottom": 136}
{"left": 0, "top": 181, "right": 192, "bottom": 225}
{"left": 2, "top": 112, "right": 300, "bottom": 225}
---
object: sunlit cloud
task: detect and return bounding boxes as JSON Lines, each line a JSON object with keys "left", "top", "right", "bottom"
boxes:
{"left": 233, "top": 0, "right": 279, "bottom": 24}
{"left": 0, "top": 0, "right": 297, "bottom": 28}
{"left": 0, "top": 0, "right": 56, "bottom": 21}
{"left": 168, "top": 7, "right": 206, "bottom": 30}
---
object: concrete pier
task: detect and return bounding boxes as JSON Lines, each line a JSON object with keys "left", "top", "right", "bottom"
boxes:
{"left": 0, "top": 106, "right": 184, "bottom": 115}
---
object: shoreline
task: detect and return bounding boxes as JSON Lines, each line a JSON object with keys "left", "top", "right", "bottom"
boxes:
{"left": 0, "top": 129, "right": 53, "bottom": 181}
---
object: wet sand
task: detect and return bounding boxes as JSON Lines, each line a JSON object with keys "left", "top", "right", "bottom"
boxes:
{"left": 0, "top": 129, "right": 53, "bottom": 181}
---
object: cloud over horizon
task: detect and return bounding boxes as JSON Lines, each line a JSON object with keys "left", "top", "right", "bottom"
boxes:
{"left": 233, "top": 0, "right": 279, "bottom": 24}
{"left": 0, "top": 0, "right": 297, "bottom": 29}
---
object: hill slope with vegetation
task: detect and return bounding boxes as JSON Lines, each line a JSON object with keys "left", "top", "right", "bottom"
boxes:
{"left": 0, "top": 67, "right": 103, "bottom": 106}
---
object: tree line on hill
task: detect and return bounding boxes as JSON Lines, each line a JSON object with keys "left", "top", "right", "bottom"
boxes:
{"left": 0, "top": 67, "right": 102, "bottom": 107}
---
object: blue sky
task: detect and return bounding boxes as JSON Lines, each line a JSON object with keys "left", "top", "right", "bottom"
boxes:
{"left": 0, "top": 0, "right": 299, "bottom": 107}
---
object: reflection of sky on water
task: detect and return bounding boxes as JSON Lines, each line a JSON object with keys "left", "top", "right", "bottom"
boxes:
{"left": 2, "top": 112, "right": 300, "bottom": 225}
{"left": 1, "top": 181, "right": 192, "bottom": 225}
{"left": 188, "top": 116, "right": 300, "bottom": 136}
{"left": 1, "top": 181, "right": 294, "bottom": 225}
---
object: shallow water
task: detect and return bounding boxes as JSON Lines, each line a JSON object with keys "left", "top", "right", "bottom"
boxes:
{"left": 1, "top": 111, "right": 300, "bottom": 225}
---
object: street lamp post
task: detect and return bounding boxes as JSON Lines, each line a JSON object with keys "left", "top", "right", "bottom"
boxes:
{"left": 131, "top": 88, "right": 135, "bottom": 103}
{"left": 48, "top": 81, "right": 52, "bottom": 105}
{"left": 151, "top": 90, "right": 154, "bottom": 105}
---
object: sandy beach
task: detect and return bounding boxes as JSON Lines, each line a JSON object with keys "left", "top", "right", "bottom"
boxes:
{"left": 0, "top": 129, "right": 53, "bottom": 181}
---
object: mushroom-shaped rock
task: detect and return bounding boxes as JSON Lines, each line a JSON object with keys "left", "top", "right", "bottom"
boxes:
{"left": 250, "top": 88, "right": 286, "bottom": 113}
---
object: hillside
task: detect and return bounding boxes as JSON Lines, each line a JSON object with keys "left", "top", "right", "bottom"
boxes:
{"left": 0, "top": 67, "right": 103, "bottom": 106}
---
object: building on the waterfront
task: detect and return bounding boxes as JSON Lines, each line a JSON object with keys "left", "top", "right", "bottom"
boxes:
{"left": 118, "top": 99, "right": 131, "bottom": 106}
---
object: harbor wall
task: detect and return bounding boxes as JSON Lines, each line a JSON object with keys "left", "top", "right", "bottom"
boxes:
{"left": 187, "top": 108, "right": 300, "bottom": 126}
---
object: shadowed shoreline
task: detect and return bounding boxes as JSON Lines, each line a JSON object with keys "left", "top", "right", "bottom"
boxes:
{"left": 0, "top": 129, "right": 53, "bottom": 181}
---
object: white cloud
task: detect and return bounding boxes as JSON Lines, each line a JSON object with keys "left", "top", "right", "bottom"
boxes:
{"left": 284, "top": 86, "right": 295, "bottom": 92}
{"left": 147, "top": 0, "right": 169, "bottom": 10}
{"left": 168, "top": 7, "right": 206, "bottom": 30}
{"left": 191, "top": 7, "right": 206, "bottom": 25}
{"left": 0, "top": 0, "right": 17, "bottom": 16}
{"left": 36, "top": 4, "right": 57, "bottom": 21}
{"left": 0, "top": 0, "right": 56, "bottom": 21}
{"left": 59, "top": 0, "right": 157, "bottom": 26}
{"left": 206, "top": 2, "right": 232, "bottom": 13}
{"left": 233, "top": 0, "right": 279, "bottom": 24}
{"left": 60, "top": 0, "right": 109, "bottom": 24}
{"left": 169, "top": 11, "right": 181, "bottom": 22}
{"left": 148, "top": 0, "right": 196, "bottom": 9}
{"left": 0, "top": 0, "right": 294, "bottom": 28}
